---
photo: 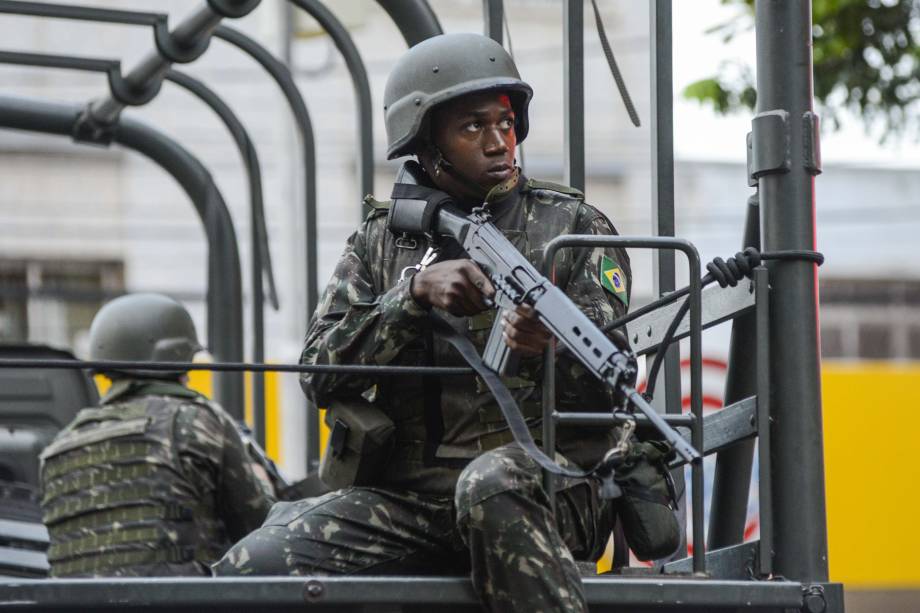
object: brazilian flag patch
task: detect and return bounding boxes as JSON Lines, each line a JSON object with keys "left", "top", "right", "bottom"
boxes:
{"left": 599, "top": 255, "right": 628, "bottom": 307}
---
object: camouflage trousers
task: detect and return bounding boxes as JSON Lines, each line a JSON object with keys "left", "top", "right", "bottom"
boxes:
{"left": 213, "top": 443, "right": 612, "bottom": 612}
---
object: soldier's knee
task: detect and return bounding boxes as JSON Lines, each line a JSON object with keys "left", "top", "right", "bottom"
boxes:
{"left": 455, "top": 445, "right": 539, "bottom": 525}
{"left": 212, "top": 527, "right": 293, "bottom": 576}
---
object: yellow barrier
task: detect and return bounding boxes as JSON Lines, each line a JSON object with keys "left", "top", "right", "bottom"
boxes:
{"left": 823, "top": 361, "right": 920, "bottom": 588}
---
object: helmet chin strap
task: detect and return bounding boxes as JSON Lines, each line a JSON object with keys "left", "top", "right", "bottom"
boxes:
{"left": 429, "top": 146, "right": 490, "bottom": 202}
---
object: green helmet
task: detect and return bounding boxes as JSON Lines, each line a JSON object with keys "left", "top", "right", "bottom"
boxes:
{"left": 384, "top": 33, "right": 533, "bottom": 160}
{"left": 89, "top": 293, "right": 203, "bottom": 378}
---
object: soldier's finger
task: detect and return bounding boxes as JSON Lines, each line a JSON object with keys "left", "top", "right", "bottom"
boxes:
{"left": 461, "top": 261, "right": 496, "bottom": 299}
{"left": 503, "top": 314, "right": 550, "bottom": 351}
{"left": 514, "top": 304, "right": 539, "bottom": 320}
{"left": 507, "top": 308, "right": 552, "bottom": 339}
{"left": 443, "top": 289, "right": 479, "bottom": 316}
{"left": 502, "top": 330, "right": 544, "bottom": 355}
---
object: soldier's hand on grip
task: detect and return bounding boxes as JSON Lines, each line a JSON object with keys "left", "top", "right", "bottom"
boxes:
{"left": 501, "top": 304, "right": 552, "bottom": 356}
{"left": 410, "top": 259, "right": 495, "bottom": 316}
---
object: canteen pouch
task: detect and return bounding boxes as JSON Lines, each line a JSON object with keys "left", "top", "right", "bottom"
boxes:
{"left": 318, "top": 400, "right": 395, "bottom": 489}
{"left": 614, "top": 440, "right": 682, "bottom": 561}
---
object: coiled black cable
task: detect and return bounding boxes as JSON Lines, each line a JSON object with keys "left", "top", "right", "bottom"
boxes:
{"left": 641, "top": 248, "right": 823, "bottom": 401}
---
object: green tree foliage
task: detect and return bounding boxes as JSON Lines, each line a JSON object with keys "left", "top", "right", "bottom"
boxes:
{"left": 684, "top": 0, "right": 920, "bottom": 139}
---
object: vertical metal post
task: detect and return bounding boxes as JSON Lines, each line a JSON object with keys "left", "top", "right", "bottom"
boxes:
{"left": 164, "top": 69, "right": 270, "bottom": 445}
{"left": 707, "top": 192, "right": 760, "bottom": 550}
{"left": 755, "top": 0, "right": 828, "bottom": 582}
{"left": 483, "top": 0, "right": 503, "bottom": 44}
{"left": 649, "top": 0, "right": 686, "bottom": 559}
{"left": 563, "top": 0, "right": 584, "bottom": 191}
{"left": 755, "top": 265, "right": 773, "bottom": 577}
{"left": 212, "top": 25, "right": 320, "bottom": 468}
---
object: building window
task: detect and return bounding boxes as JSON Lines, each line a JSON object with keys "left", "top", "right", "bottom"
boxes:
{"left": 820, "top": 279, "right": 920, "bottom": 361}
{"left": 0, "top": 260, "right": 123, "bottom": 357}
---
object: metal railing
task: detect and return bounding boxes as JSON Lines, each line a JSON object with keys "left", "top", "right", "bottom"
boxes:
{"left": 543, "top": 235, "right": 705, "bottom": 574}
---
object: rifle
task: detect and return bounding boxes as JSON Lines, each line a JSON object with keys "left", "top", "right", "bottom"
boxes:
{"left": 388, "top": 161, "right": 700, "bottom": 466}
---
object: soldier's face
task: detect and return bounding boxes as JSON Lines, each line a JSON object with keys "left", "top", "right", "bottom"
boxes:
{"left": 427, "top": 91, "right": 517, "bottom": 199}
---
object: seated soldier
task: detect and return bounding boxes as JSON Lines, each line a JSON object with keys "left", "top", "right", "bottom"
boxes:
{"left": 215, "top": 33, "right": 677, "bottom": 613}
{"left": 39, "top": 293, "right": 275, "bottom": 577}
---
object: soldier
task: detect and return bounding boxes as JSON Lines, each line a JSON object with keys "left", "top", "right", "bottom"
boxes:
{"left": 39, "top": 293, "right": 275, "bottom": 577}
{"left": 215, "top": 33, "right": 657, "bottom": 612}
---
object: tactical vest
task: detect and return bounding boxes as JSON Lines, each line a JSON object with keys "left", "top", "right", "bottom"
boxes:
{"left": 39, "top": 395, "right": 226, "bottom": 577}
{"left": 358, "top": 176, "right": 620, "bottom": 493}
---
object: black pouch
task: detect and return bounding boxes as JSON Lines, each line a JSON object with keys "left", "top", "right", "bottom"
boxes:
{"left": 318, "top": 400, "right": 395, "bottom": 490}
{"left": 614, "top": 440, "right": 682, "bottom": 561}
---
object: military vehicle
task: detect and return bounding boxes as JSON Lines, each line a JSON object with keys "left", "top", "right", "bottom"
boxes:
{"left": 0, "top": 0, "right": 844, "bottom": 611}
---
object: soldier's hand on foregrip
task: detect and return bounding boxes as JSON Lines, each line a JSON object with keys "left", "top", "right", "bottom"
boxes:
{"left": 502, "top": 304, "right": 552, "bottom": 356}
{"left": 410, "top": 259, "right": 496, "bottom": 316}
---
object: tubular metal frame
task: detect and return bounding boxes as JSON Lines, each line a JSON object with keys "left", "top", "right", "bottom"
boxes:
{"left": 0, "top": 0, "right": 839, "bottom": 606}
{"left": 0, "top": 47, "right": 264, "bottom": 426}
{"left": 0, "top": 0, "right": 263, "bottom": 424}
{"left": 375, "top": 0, "right": 443, "bottom": 47}
{"left": 0, "top": 93, "right": 244, "bottom": 418}
{"left": 289, "top": 0, "right": 373, "bottom": 209}
{"left": 542, "top": 234, "right": 705, "bottom": 575}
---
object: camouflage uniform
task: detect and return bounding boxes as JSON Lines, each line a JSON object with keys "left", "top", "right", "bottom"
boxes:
{"left": 40, "top": 378, "right": 275, "bottom": 577}
{"left": 215, "top": 174, "right": 631, "bottom": 613}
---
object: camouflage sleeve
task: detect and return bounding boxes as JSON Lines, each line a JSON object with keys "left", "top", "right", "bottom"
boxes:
{"left": 555, "top": 206, "right": 633, "bottom": 411}
{"left": 174, "top": 404, "right": 274, "bottom": 540}
{"left": 300, "top": 220, "right": 429, "bottom": 406}
{"left": 214, "top": 415, "right": 276, "bottom": 539}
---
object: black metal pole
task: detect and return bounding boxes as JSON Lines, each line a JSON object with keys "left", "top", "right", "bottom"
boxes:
{"left": 563, "top": 0, "right": 584, "bottom": 191}
{"left": 211, "top": 25, "right": 320, "bottom": 470}
{"left": 0, "top": 5, "right": 279, "bottom": 314}
{"left": 165, "top": 69, "right": 269, "bottom": 447}
{"left": 707, "top": 192, "right": 760, "bottom": 550}
{"left": 0, "top": 94, "right": 245, "bottom": 419}
{"left": 0, "top": 0, "right": 275, "bottom": 428}
{"left": 649, "top": 0, "right": 687, "bottom": 563}
{"left": 213, "top": 26, "right": 315, "bottom": 315}
{"left": 375, "top": 0, "right": 443, "bottom": 47}
{"left": 289, "top": 0, "right": 374, "bottom": 210}
{"left": 754, "top": 265, "right": 774, "bottom": 577}
{"left": 482, "top": 0, "right": 503, "bottom": 44}
{"left": 754, "top": 0, "right": 828, "bottom": 582}
{"left": 84, "top": 0, "right": 260, "bottom": 126}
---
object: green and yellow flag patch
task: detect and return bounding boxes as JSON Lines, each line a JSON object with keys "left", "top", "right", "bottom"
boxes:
{"left": 599, "top": 254, "right": 628, "bottom": 307}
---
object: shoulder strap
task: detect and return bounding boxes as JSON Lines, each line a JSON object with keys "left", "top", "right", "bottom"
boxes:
{"left": 522, "top": 178, "right": 585, "bottom": 199}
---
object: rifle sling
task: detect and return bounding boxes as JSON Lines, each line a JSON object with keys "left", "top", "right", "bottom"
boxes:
{"left": 430, "top": 312, "right": 598, "bottom": 482}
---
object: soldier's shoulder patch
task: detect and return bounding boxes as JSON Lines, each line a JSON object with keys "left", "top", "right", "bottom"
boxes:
{"left": 522, "top": 178, "right": 585, "bottom": 200}
{"left": 599, "top": 254, "right": 628, "bottom": 306}
{"left": 363, "top": 194, "right": 392, "bottom": 219}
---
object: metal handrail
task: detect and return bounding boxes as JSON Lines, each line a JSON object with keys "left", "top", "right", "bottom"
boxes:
{"left": 542, "top": 234, "right": 705, "bottom": 575}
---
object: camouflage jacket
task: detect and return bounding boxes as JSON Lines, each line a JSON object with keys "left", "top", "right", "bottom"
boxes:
{"left": 301, "top": 173, "right": 632, "bottom": 495}
{"left": 39, "top": 378, "right": 275, "bottom": 577}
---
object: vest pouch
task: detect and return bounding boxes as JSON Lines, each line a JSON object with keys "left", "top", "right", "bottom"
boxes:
{"left": 318, "top": 400, "right": 395, "bottom": 489}
{"left": 614, "top": 441, "right": 681, "bottom": 561}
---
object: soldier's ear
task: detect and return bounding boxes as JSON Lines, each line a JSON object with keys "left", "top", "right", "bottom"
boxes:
{"left": 415, "top": 143, "right": 437, "bottom": 177}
